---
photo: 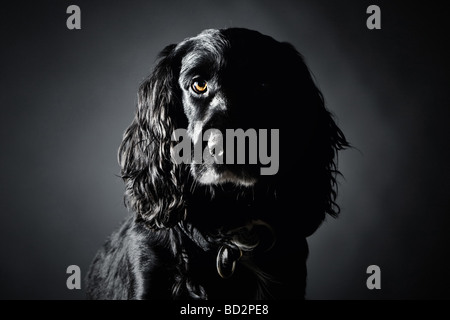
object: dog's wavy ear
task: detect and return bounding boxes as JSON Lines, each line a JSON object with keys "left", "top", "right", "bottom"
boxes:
{"left": 118, "top": 44, "right": 186, "bottom": 229}
{"left": 304, "top": 95, "right": 349, "bottom": 236}
{"left": 281, "top": 43, "right": 349, "bottom": 237}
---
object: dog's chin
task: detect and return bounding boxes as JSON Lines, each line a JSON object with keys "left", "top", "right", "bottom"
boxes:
{"left": 191, "top": 164, "right": 257, "bottom": 187}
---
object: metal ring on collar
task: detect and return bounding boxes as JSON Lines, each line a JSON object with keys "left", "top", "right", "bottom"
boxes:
{"left": 216, "top": 245, "right": 242, "bottom": 279}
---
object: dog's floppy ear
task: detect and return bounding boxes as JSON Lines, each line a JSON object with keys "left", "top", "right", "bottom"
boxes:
{"left": 280, "top": 43, "right": 349, "bottom": 236}
{"left": 305, "top": 95, "right": 349, "bottom": 236}
{"left": 118, "top": 44, "right": 186, "bottom": 229}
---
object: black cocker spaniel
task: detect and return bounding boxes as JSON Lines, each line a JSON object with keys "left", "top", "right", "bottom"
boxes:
{"left": 86, "top": 28, "right": 348, "bottom": 300}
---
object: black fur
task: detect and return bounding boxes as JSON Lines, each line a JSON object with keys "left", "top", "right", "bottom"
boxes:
{"left": 86, "top": 28, "right": 348, "bottom": 300}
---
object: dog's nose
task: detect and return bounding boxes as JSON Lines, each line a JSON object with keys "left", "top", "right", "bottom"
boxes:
{"left": 207, "top": 131, "right": 224, "bottom": 158}
{"left": 208, "top": 145, "right": 224, "bottom": 157}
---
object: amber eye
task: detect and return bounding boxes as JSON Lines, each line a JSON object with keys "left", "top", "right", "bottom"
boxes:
{"left": 191, "top": 79, "right": 208, "bottom": 94}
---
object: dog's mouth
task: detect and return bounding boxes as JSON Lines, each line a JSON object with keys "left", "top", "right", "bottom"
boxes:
{"left": 190, "top": 130, "right": 259, "bottom": 186}
{"left": 191, "top": 163, "right": 258, "bottom": 186}
{"left": 171, "top": 122, "right": 279, "bottom": 186}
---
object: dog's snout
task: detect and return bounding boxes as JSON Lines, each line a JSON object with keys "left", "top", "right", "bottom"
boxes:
{"left": 207, "top": 130, "right": 224, "bottom": 157}
{"left": 210, "top": 94, "right": 227, "bottom": 112}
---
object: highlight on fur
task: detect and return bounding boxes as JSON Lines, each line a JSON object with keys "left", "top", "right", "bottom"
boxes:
{"left": 87, "top": 28, "right": 349, "bottom": 300}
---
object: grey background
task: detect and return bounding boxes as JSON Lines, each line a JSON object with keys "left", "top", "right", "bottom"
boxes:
{"left": 1, "top": 0, "right": 449, "bottom": 299}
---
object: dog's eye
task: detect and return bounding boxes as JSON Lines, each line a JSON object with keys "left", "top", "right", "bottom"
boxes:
{"left": 191, "top": 79, "right": 208, "bottom": 94}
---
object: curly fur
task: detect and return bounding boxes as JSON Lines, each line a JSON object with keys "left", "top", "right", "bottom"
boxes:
{"left": 86, "top": 28, "right": 348, "bottom": 300}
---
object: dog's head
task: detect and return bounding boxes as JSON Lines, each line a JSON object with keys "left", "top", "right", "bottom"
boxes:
{"left": 119, "top": 28, "right": 348, "bottom": 233}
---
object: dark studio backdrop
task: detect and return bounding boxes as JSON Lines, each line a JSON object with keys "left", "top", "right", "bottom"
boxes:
{"left": 1, "top": 0, "right": 449, "bottom": 300}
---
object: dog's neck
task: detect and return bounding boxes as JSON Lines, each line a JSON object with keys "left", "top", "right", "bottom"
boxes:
{"left": 179, "top": 182, "right": 278, "bottom": 282}
{"left": 183, "top": 182, "right": 278, "bottom": 232}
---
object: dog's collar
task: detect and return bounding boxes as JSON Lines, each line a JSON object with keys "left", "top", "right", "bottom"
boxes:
{"left": 178, "top": 221, "right": 242, "bottom": 279}
{"left": 178, "top": 220, "right": 215, "bottom": 251}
